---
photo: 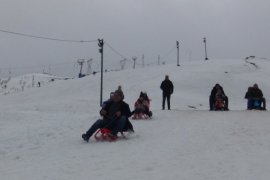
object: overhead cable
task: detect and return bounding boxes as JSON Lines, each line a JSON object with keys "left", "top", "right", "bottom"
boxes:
{"left": 0, "top": 28, "right": 97, "bottom": 43}
{"left": 105, "top": 42, "right": 127, "bottom": 59}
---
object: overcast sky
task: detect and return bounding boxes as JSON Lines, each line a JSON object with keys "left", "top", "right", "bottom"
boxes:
{"left": 0, "top": 0, "right": 270, "bottom": 76}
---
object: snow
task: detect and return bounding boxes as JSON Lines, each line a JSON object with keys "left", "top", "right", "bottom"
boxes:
{"left": 1, "top": 58, "right": 270, "bottom": 180}
{"left": 0, "top": 73, "right": 72, "bottom": 95}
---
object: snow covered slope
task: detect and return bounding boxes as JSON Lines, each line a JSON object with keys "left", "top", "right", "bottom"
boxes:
{"left": 1, "top": 58, "right": 270, "bottom": 180}
{"left": 0, "top": 73, "right": 72, "bottom": 95}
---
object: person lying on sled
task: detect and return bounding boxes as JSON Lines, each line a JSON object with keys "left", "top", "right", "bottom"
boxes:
{"left": 82, "top": 90, "right": 132, "bottom": 142}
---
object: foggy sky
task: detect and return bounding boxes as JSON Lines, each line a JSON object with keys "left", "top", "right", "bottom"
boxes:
{"left": 1, "top": 0, "right": 270, "bottom": 76}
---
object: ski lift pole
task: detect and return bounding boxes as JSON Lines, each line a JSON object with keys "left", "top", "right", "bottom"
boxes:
{"left": 203, "top": 37, "right": 208, "bottom": 60}
{"left": 98, "top": 39, "right": 104, "bottom": 107}
{"left": 176, "top": 41, "right": 180, "bottom": 66}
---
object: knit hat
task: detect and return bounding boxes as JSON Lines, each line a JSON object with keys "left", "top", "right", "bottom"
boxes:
{"left": 114, "top": 90, "right": 124, "bottom": 99}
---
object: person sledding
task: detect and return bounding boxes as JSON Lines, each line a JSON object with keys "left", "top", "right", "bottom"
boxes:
{"left": 214, "top": 89, "right": 227, "bottom": 110}
{"left": 132, "top": 92, "right": 152, "bottom": 119}
{"left": 209, "top": 84, "right": 229, "bottom": 111}
{"left": 245, "top": 84, "right": 266, "bottom": 110}
{"left": 101, "top": 92, "right": 114, "bottom": 108}
{"left": 82, "top": 90, "right": 133, "bottom": 142}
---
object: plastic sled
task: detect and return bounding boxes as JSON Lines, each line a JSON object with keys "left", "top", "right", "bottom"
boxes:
{"left": 132, "top": 111, "right": 152, "bottom": 120}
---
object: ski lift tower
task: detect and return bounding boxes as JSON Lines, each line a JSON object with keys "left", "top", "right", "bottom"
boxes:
{"left": 86, "top": 58, "right": 93, "bottom": 75}
{"left": 132, "top": 56, "right": 137, "bottom": 69}
{"left": 77, "top": 59, "right": 85, "bottom": 78}
{"left": 120, "top": 58, "right": 127, "bottom": 70}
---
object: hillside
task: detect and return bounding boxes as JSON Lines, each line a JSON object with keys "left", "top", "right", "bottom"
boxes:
{"left": 1, "top": 58, "right": 270, "bottom": 180}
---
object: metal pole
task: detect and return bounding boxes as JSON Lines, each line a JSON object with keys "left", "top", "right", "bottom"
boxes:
{"left": 98, "top": 39, "right": 104, "bottom": 107}
{"left": 177, "top": 41, "right": 180, "bottom": 66}
{"left": 203, "top": 37, "right": 208, "bottom": 60}
{"left": 132, "top": 57, "right": 137, "bottom": 69}
{"left": 142, "top": 54, "right": 145, "bottom": 68}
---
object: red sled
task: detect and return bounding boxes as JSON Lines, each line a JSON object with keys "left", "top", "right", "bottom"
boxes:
{"left": 94, "top": 128, "right": 130, "bottom": 141}
{"left": 94, "top": 120, "right": 134, "bottom": 141}
{"left": 94, "top": 128, "right": 117, "bottom": 141}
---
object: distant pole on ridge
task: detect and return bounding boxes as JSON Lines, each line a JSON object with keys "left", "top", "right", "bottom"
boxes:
{"left": 86, "top": 58, "right": 93, "bottom": 75}
{"left": 132, "top": 56, "right": 137, "bottom": 69}
{"left": 77, "top": 59, "right": 85, "bottom": 78}
{"left": 120, "top": 58, "right": 126, "bottom": 70}
{"left": 203, "top": 37, "right": 209, "bottom": 60}
{"left": 142, "top": 54, "right": 145, "bottom": 68}
{"left": 176, "top": 41, "right": 180, "bottom": 66}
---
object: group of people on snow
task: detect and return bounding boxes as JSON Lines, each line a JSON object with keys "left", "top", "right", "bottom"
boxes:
{"left": 82, "top": 75, "right": 267, "bottom": 142}
{"left": 210, "top": 83, "right": 266, "bottom": 111}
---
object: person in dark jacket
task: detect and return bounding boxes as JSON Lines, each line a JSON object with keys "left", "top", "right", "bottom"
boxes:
{"left": 245, "top": 84, "right": 266, "bottom": 110}
{"left": 209, "top": 83, "right": 229, "bottom": 110}
{"left": 102, "top": 92, "right": 114, "bottom": 108}
{"left": 82, "top": 90, "right": 132, "bottom": 142}
{"left": 245, "top": 87, "right": 254, "bottom": 109}
{"left": 160, "top": 75, "right": 174, "bottom": 110}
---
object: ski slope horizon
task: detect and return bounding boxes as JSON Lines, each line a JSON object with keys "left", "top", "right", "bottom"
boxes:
{"left": 1, "top": 58, "right": 270, "bottom": 180}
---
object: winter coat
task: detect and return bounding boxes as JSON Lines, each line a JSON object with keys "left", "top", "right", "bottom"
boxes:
{"left": 210, "top": 86, "right": 225, "bottom": 98}
{"left": 160, "top": 79, "right": 174, "bottom": 95}
{"left": 101, "top": 100, "right": 132, "bottom": 119}
{"left": 134, "top": 99, "right": 150, "bottom": 111}
{"left": 245, "top": 88, "right": 253, "bottom": 99}
{"left": 251, "top": 88, "right": 263, "bottom": 98}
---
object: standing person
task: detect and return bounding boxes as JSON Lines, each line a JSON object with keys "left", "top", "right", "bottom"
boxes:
{"left": 160, "top": 75, "right": 174, "bottom": 110}
{"left": 82, "top": 90, "right": 132, "bottom": 142}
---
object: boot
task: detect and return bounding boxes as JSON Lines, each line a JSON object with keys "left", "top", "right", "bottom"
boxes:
{"left": 82, "top": 134, "right": 90, "bottom": 142}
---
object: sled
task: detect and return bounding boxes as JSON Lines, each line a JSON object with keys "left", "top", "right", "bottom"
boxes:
{"left": 213, "top": 99, "right": 227, "bottom": 111}
{"left": 94, "top": 128, "right": 118, "bottom": 141}
{"left": 132, "top": 111, "right": 152, "bottom": 120}
{"left": 94, "top": 128, "right": 133, "bottom": 141}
